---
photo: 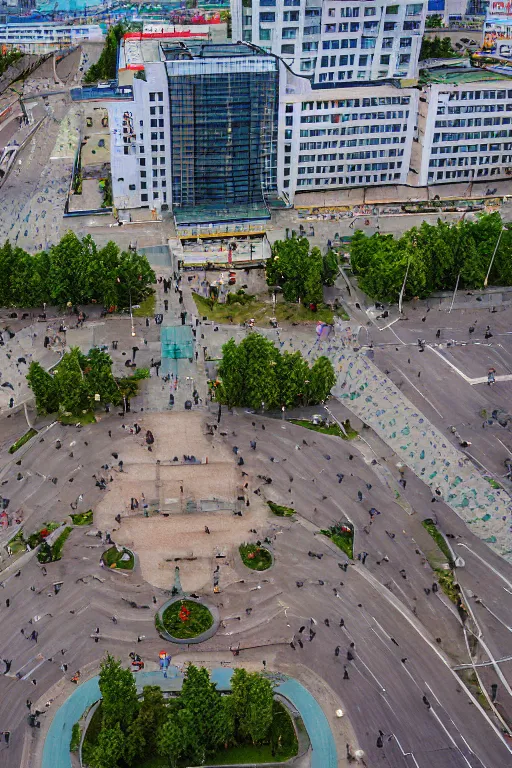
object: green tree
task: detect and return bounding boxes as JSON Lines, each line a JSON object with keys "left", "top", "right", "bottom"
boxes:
{"left": 239, "top": 334, "right": 280, "bottom": 411}
{"left": 84, "top": 23, "right": 126, "bottom": 83}
{"left": 128, "top": 686, "right": 167, "bottom": 759}
{"left": 90, "top": 723, "right": 124, "bottom": 768}
{"left": 217, "top": 337, "right": 246, "bottom": 408}
{"left": 230, "top": 670, "right": 274, "bottom": 745}
{"left": 179, "top": 664, "right": 224, "bottom": 761}
{"left": 276, "top": 350, "right": 309, "bottom": 408}
{"left": 27, "top": 361, "right": 59, "bottom": 414}
{"left": 53, "top": 347, "right": 90, "bottom": 414}
{"left": 85, "top": 348, "right": 119, "bottom": 405}
{"left": 304, "top": 246, "right": 324, "bottom": 305}
{"left": 157, "top": 715, "right": 185, "bottom": 768}
{"left": 420, "top": 35, "right": 457, "bottom": 60}
{"left": 322, "top": 250, "right": 339, "bottom": 286}
{"left": 98, "top": 654, "right": 139, "bottom": 732}
{"left": 47, "top": 232, "right": 87, "bottom": 306}
{"left": 308, "top": 356, "right": 336, "bottom": 404}
{"left": 266, "top": 237, "right": 310, "bottom": 302}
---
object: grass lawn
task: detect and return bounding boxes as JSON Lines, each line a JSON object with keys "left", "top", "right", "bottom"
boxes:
{"left": 161, "top": 599, "right": 214, "bottom": 639}
{"left": 51, "top": 526, "right": 73, "bottom": 561}
{"left": 133, "top": 294, "right": 156, "bottom": 317}
{"left": 267, "top": 501, "right": 295, "bottom": 517}
{"left": 60, "top": 411, "right": 96, "bottom": 426}
{"left": 320, "top": 523, "right": 354, "bottom": 559}
{"left": 102, "top": 546, "right": 134, "bottom": 570}
{"left": 421, "top": 519, "right": 453, "bottom": 564}
{"left": 8, "top": 428, "right": 38, "bottom": 454}
{"left": 239, "top": 543, "right": 272, "bottom": 571}
{"left": 8, "top": 532, "right": 26, "bottom": 554}
{"left": 70, "top": 510, "right": 93, "bottom": 525}
{"left": 192, "top": 292, "right": 334, "bottom": 326}
{"left": 290, "top": 418, "right": 358, "bottom": 440}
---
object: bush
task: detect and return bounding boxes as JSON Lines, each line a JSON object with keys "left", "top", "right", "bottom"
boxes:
{"left": 320, "top": 522, "right": 354, "bottom": 559}
{"left": 267, "top": 501, "right": 295, "bottom": 517}
{"left": 130, "top": 367, "right": 150, "bottom": 380}
{"left": 70, "top": 722, "right": 81, "bottom": 752}
{"left": 70, "top": 510, "right": 93, "bottom": 525}
{"left": 102, "top": 546, "right": 134, "bottom": 570}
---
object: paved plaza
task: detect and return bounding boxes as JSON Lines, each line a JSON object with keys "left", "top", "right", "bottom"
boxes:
{"left": 1, "top": 43, "right": 512, "bottom": 767}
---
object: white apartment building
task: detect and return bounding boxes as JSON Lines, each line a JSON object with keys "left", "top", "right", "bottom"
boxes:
{"left": 0, "top": 23, "right": 104, "bottom": 53}
{"left": 416, "top": 69, "right": 512, "bottom": 186}
{"left": 232, "top": 0, "right": 427, "bottom": 84}
{"left": 278, "top": 72, "right": 418, "bottom": 201}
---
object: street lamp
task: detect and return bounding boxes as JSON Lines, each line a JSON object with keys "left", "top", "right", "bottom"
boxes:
{"left": 484, "top": 226, "right": 506, "bottom": 288}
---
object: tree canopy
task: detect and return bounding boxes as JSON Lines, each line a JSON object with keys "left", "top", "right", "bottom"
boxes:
{"left": 27, "top": 347, "right": 140, "bottom": 416}
{"left": 216, "top": 333, "right": 336, "bottom": 410}
{"left": 85, "top": 659, "right": 286, "bottom": 768}
{"left": 83, "top": 23, "right": 126, "bottom": 83}
{"left": 0, "top": 232, "right": 155, "bottom": 309}
{"left": 350, "top": 213, "right": 512, "bottom": 303}
{"left": 266, "top": 237, "right": 337, "bottom": 304}
{"left": 420, "top": 35, "right": 458, "bottom": 60}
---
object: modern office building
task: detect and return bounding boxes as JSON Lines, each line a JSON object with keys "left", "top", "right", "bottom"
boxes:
{"left": 415, "top": 66, "right": 512, "bottom": 186}
{"left": 232, "top": 0, "right": 427, "bottom": 85}
{"left": 72, "top": 33, "right": 279, "bottom": 222}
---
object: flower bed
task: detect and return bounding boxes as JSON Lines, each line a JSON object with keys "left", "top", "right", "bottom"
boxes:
{"left": 160, "top": 599, "right": 214, "bottom": 640}
{"left": 101, "top": 546, "right": 134, "bottom": 570}
{"left": 239, "top": 543, "right": 273, "bottom": 571}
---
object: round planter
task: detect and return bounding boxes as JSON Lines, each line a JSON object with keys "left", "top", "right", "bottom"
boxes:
{"left": 157, "top": 596, "right": 219, "bottom": 644}
{"left": 239, "top": 543, "right": 274, "bottom": 572}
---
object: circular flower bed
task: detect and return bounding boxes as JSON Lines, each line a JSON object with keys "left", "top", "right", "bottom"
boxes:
{"left": 239, "top": 543, "right": 273, "bottom": 571}
{"left": 160, "top": 599, "right": 214, "bottom": 640}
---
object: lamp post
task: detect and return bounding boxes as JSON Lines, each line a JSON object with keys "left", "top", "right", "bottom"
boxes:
{"left": 484, "top": 226, "right": 506, "bottom": 288}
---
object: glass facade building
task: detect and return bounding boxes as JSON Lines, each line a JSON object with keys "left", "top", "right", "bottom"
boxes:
{"left": 164, "top": 43, "right": 279, "bottom": 219}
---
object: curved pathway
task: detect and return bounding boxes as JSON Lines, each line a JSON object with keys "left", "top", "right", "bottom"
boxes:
{"left": 42, "top": 668, "right": 336, "bottom": 768}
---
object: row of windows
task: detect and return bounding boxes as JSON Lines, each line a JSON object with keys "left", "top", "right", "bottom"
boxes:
{"left": 427, "top": 168, "right": 503, "bottom": 180}
{"left": 321, "top": 36, "right": 411, "bottom": 50}
{"left": 435, "top": 117, "right": 511, "bottom": 128}
{"left": 441, "top": 104, "right": 512, "bottom": 115}
{"left": 300, "top": 96, "right": 410, "bottom": 110}
{"left": 433, "top": 129, "right": 512, "bottom": 142}
{"left": 300, "top": 110, "right": 406, "bottom": 123}
{"left": 296, "top": 172, "right": 403, "bottom": 186}
{"left": 432, "top": 142, "right": 512, "bottom": 153}
{"left": 298, "top": 148, "right": 403, "bottom": 162}
{"left": 298, "top": 161, "right": 401, "bottom": 173}
{"left": 447, "top": 89, "right": 511, "bottom": 101}
{"left": 429, "top": 156, "right": 503, "bottom": 167}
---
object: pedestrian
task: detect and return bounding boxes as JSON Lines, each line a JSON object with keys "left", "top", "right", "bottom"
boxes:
{"left": 343, "top": 666, "right": 349, "bottom": 680}
{"left": 422, "top": 695, "right": 431, "bottom": 709}
{"left": 357, "top": 490, "right": 363, "bottom": 501}
{"left": 418, "top": 371, "right": 421, "bottom": 378}
{"left": 204, "top": 526, "right": 210, "bottom": 534}
{"left": 347, "top": 650, "right": 354, "bottom": 661}
{"left": 335, "top": 646, "right": 340, "bottom": 657}
{"left": 436, "top": 329, "right": 441, "bottom": 339}
{"left": 339, "top": 618, "right": 345, "bottom": 627}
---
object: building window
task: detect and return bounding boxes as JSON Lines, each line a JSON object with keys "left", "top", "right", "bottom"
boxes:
{"left": 140, "top": 170, "right": 146, "bottom": 178}
{"left": 282, "top": 27, "right": 298, "bottom": 38}
{"left": 260, "top": 28, "right": 271, "bottom": 40}
{"left": 282, "top": 44, "right": 295, "bottom": 54}
{"left": 149, "top": 93, "right": 155, "bottom": 102}
{"left": 141, "top": 194, "right": 148, "bottom": 201}
{"left": 285, "top": 104, "right": 293, "bottom": 113}
{"left": 129, "top": 184, "right": 136, "bottom": 190}
{"left": 260, "top": 12, "right": 275, "bottom": 21}
{"left": 158, "top": 92, "right": 163, "bottom": 101}
{"left": 124, "top": 146, "right": 129, "bottom": 155}
{"left": 141, "top": 182, "right": 147, "bottom": 189}
{"left": 139, "top": 158, "right": 145, "bottom": 166}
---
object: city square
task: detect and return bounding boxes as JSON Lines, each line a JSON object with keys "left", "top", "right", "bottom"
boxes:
{"left": 1, "top": 3, "right": 512, "bottom": 768}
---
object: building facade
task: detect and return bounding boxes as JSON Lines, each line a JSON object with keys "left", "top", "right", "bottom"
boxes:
{"left": 278, "top": 73, "right": 418, "bottom": 201}
{"left": 73, "top": 35, "right": 279, "bottom": 218}
{"left": 0, "top": 22, "right": 103, "bottom": 52}
{"left": 416, "top": 70, "right": 512, "bottom": 186}
{"left": 232, "top": 0, "right": 427, "bottom": 85}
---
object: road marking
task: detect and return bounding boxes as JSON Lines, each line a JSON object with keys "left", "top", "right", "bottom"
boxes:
{"left": 354, "top": 564, "right": 512, "bottom": 756}
{"left": 353, "top": 656, "right": 386, "bottom": 693}
{"left": 394, "top": 366, "right": 444, "bottom": 418}
{"left": 392, "top": 734, "right": 421, "bottom": 768}
{"left": 457, "top": 544, "right": 512, "bottom": 591}
{"left": 427, "top": 345, "right": 512, "bottom": 385}
{"left": 429, "top": 707, "right": 473, "bottom": 768}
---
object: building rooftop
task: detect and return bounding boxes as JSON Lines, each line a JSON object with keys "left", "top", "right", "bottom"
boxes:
{"left": 162, "top": 41, "right": 266, "bottom": 61}
{"left": 419, "top": 65, "right": 512, "bottom": 84}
